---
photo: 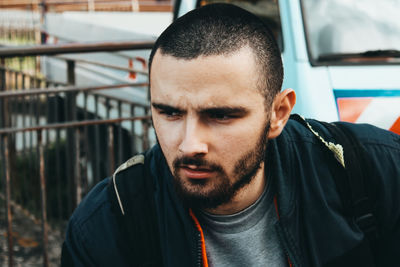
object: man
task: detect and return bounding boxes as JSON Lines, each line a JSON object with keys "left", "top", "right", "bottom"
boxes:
{"left": 61, "top": 4, "right": 400, "bottom": 267}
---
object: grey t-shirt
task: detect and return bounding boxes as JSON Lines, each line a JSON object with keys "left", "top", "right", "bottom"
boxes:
{"left": 196, "top": 184, "right": 287, "bottom": 267}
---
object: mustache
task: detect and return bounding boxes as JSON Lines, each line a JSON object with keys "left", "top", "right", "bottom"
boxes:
{"left": 173, "top": 156, "right": 224, "bottom": 172}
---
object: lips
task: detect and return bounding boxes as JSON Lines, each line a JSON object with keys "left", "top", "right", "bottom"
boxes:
{"left": 180, "top": 165, "right": 214, "bottom": 179}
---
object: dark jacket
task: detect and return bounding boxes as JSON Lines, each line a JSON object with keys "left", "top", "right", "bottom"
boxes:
{"left": 62, "top": 119, "right": 400, "bottom": 266}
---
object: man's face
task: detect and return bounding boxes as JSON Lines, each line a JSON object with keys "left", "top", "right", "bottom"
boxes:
{"left": 150, "top": 46, "right": 271, "bottom": 210}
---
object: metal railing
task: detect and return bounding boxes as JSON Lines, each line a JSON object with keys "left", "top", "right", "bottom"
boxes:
{"left": 0, "top": 0, "right": 173, "bottom": 12}
{"left": 0, "top": 40, "right": 155, "bottom": 266}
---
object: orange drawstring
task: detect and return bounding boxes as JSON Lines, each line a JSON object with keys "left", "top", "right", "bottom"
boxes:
{"left": 189, "top": 209, "right": 209, "bottom": 267}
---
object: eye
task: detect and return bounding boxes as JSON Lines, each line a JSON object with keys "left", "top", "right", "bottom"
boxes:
{"left": 208, "top": 112, "right": 236, "bottom": 121}
{"left": 203, "top": 108, "right": 247, "bottom": 123}
{"left": 159, "top": 109, "right": 182, "bottom": 119}
{"left": 151, "top": 103, "right": 184, "bottom": 120}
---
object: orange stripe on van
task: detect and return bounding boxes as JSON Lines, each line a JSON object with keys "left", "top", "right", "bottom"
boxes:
{"left": 389, "top": 116, "right": 400, "bottom": 135}
{"left": 337, "top": 97, "right": 372, "bottom": 122}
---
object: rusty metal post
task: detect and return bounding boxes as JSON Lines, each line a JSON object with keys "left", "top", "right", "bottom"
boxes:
{"left": 1, "top": 58, "right": 6, "bottom": 129}
{"left": 38, "top": 130, "right": 49, "bottom": 267}
{"left": 74, "top": 128, "right": 82, "bottom": 206}
{"left": 1, "top": 62, "right": 15, "bottom": 267}
{"left": 106, "top": 99, "right": 112, "bottom": 175}
{"left": 14, "top": 70, "right": 18, "bottom": 90}
{"left": 142, "top": 108, "right": 150, "bottom": 151}
{"left": 67, "top": 60, "right": 76, "bottom": 85}
{"left": 130, "top": 104, "right": 136, "bottom": 155}
{"left": 40, "top": 0, "right": 48, "bottom": 45}
{"left": 66, "top": 59, "right": 76, "bottom": 211}
{"left": 82, "top": 93, "right": 89, "bottom": 192}
{"left": 94, "top": 95, "right": 100, "bottom": 182}
{"left": 117, "top": 101, "right": 123, "bottom": 165}
{"left": 0, "top": 41, "right": 155, "bottom": 58}
{"left": 66, "top": 59, "right": 77, "bottom": 122}
{"left": 142, "top": 120, "right": 149, "bottom": 151}
{"left": 108, "top": 125, "right": 115, "bottom": 174}
{"left": 3, "top": 134, "right": 14, "bottom": 267}
{"left": 66, "top": 60, "right": 76, "bottom": 123}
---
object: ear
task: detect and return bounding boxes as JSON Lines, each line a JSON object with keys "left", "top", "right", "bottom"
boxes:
{"left": 268, "top": 89, "right": 296, "bottom": 139}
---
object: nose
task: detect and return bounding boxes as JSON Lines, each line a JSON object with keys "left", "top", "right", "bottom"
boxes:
{"left": 178, "top": 118, "right": 208, "bottom": 157}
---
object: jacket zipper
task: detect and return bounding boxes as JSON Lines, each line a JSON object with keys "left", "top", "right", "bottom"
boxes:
{"left": 189, "top": 209, "right": 209, "bottom": 267}
{"left": 274, "top": 195, "right": 295, "bottom": 267}
{"left": 197, "top": 232, "right": 202, "bottom": 267}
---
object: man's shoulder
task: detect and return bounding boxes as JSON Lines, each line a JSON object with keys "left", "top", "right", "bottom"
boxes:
{"left": 335, "top": 121, "right": 400, "bottom": 150}
{"left": 69, "top": 178, "right": 112, "bottom": 228}
{"left": 64, "top": 178, "right": 128, "bottom": 266}
{"left": 284, "top": 116, "right": 400, "bottom": 149}
{"left": 70, "top": 144, "right": 165, "bottom": 224}
{"left": 71, "top": 145, "right": 164, "bottom": 224}
{"left": 281, "top": 117, "right": 326, "bottom": 145}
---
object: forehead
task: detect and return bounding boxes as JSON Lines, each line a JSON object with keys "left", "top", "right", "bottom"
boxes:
{"left": 150, "top": 46, "right": 265, "bottom": 109}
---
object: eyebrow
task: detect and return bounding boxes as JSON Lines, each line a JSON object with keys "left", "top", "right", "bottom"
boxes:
{"left": 199, "top": 107, "right": 248, "bottom": 115}
{"left": 151, "top": 102, "right": 248, "bottom": 115}
{"left": 151, "top": 103, "right": 184, "bottom": 112}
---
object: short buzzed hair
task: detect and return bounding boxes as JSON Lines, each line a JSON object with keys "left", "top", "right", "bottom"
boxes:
{"left": 149, "top": 3, "right": 283, "bottom": 107}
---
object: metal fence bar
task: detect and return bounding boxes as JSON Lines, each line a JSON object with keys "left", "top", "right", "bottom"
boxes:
{"left": 130, "top": 104, "right": 136, "bottom": 154}
{"left": 94, "top": 95, "right": 100, "bottom": 184}
{"left": 74, "top": 128, "right": 82, "bottom": 206}
{"left": 28, "top": 86, "right": 34, "bottom": 188}
{"left": 21, "top": 73, "right": 26, "bottom": 90}
{"left": 55, "top": 56, "right": 149, "bottom": 75}
{"left": 105, "top": 99, "right": 111, "bottom": 175}
{"left": 108, "top": 125, "right": 115, "bottom": 175}
{"left": 38, "top": 130, "right": 49, "bottom": 267}
{"left": 0, "top": 40, "right": 154, "bottom": 58}
{"left": 5, "top": 70, "right": 10, "bottom": 89}
{"left": 117, "top": 101, "right": 123, "bottom": 165}
{"left": 22, "top": 85, "right": 27, "bottom": 151}
{"left": 55, "top": 127, "right": 62, "bottom": 221}
{"left": 0, "top": 82, "right": 149, "bottom": 99}
{"left": 106, "top": 98, "right": 110, "bottom": 119}
{"left": 34, "top": 80, "right": 40, "bottom": 127}
{"left": 14, "top": 70, "right": 18, "bottom": 89}
{"left": 83, "top": 93, "right": 89, "bottom": 193}
{"left": 45, "top": 95, "right": 50, "bottom": 205}
{"left": 0, "top": 59, "right": 5, "bottom": 129}
{"left": 0, "top": 0, "right": 172, "bottom": 11}
{"left": 0, "top": 115, "right": 151, "bottom": 134}
{"left": 66, "top": 60, "right": 76, "bottom": 207}
{"left": 142, "top": 107, "right": 150, "bottom": 151}
{"left": 3, "top": 134, "right": 14, "bottom": 267}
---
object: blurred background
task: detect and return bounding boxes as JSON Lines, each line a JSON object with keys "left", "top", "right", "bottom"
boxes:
{"left": 0, "top": 0, "right": 399, "bottom": 266}
{"left": 0, "top": 0, "right": 171, "bottom": 266}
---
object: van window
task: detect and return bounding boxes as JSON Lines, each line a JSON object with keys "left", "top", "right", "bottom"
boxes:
{"left": 198, "top": 0, "right": 283, "bottom": 51}
{"left": 301, "top": 0, "right": 400, "bottom": 64}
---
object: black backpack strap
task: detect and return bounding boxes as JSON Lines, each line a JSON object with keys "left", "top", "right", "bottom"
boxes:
{"left": 320, "top": 121, "right": 378, "bottom": 242}
{"left": 107, "top": 154, "right": 163, "bottom": 267}
{"left": 290, "top": 114, "right": 378, "bottom": 242}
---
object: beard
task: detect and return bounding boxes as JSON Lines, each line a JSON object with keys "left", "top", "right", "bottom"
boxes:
{"left": 171, "top": 121, "right": 270, "bottom": 210}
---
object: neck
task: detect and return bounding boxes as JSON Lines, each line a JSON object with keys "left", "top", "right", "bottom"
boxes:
{"left": 204, "top": 162, "right": 266, "bottom": 215}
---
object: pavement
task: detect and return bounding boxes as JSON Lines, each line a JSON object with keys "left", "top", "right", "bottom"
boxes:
{"left": 0, "top": 198, "right": 64, "bottom": 267}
